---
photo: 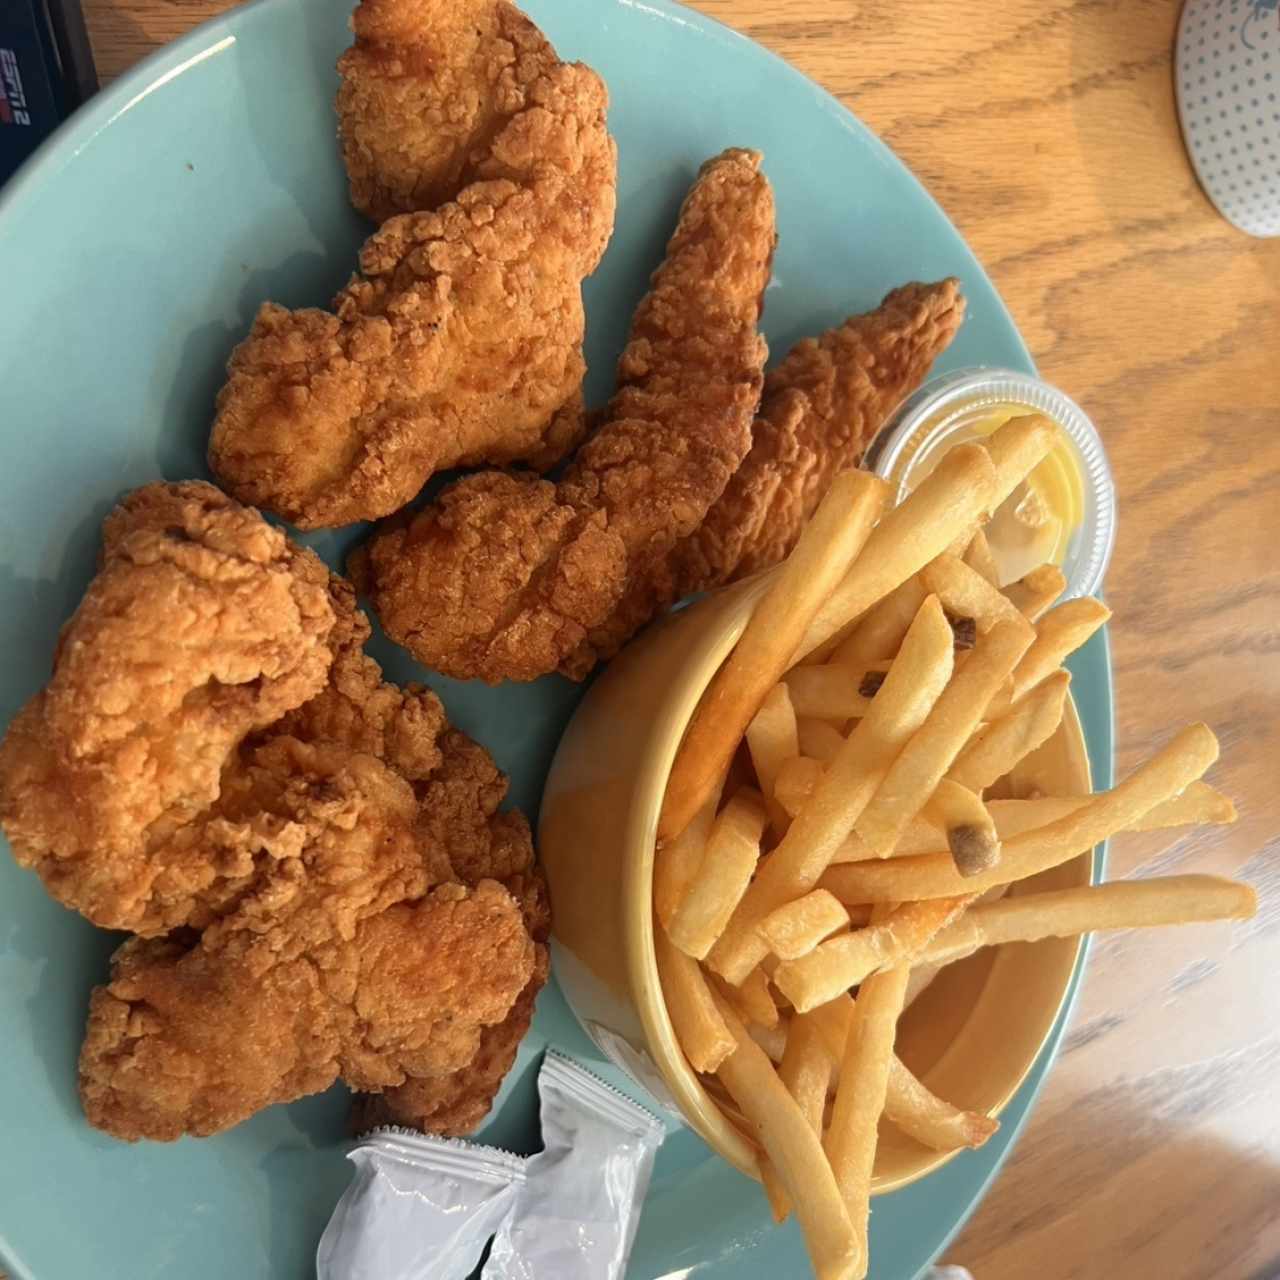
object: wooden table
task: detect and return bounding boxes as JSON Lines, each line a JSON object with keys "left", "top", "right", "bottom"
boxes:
{"left": 66, "top": 2, "right": 1280, "bottom": 1277}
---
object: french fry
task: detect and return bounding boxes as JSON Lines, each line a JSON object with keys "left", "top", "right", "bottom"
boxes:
{"left": 834, "top": 780, "right": 1236, "bottom": 860}
{"left": 855, "top": 618, "right": 1034, "bottom": 858}
{"left": 786, "top": 665, "right": 874, "bottom": 722}
{"left": 948, "top": 670, "right": 1071, "bottom": 794}
{"left": 773, "top": 896, "right": 971, "bottom": 1010}
{"left": 659, "top": 471, "right": 887, "bottom": 843}
{"left": 776, "top": 755, "right": 828, "bottom": 816}
{"left": 925, "top": 415, "right": 1055, "bottom": 569}
{"left": 707, "top": 596, "right": 955, "bottom": 985}
{"left": 747, "top": 683, "right": 801, "bottom": 836}
{"left": 919, "top": 874, "right": 1257, "bottom": 967}
{"left": 798, "top": 719, "right": 847, "bottom": 763}
{"left": 825, "top": 961, "right": 910, "bottom": 1252}
{"left": 654, "top": 787, "right": 720, "bottom": 930}
{"left": 728, "top": 965, "right": 782, "bottom": 1030}
{"left": 759, "top": 888, "right": 852, "bottom": 960}
{"left": 1002, "top": 563, "right": 1066, "bottom": 622}
{"left": 1010, "top": 597, "right": 1111, "bottom": 702}
{"left": 655, "top": 927, "right": 735, "bottom": 1073}
{"left": 988, "top": 782, "right": 1238, "bottom": 837}
{"left": 799, "top": 445, "right": 999, "bottom": 660}
{"left": 781, "top": 766, "right": 1070, "bottom": 859}
{"left": 884, "top": 1057, "right": 999, "bottom": 1151}
{"left": 932, "top": 416, "right": 1055, "bottom": 596}
{"left": 821, "top": 724, "right": 1221, "bottom": 902}
{"left": 828, "top": 830, "right": 892, "bottom": 863}
{"left": 748, "top": 1018, "right": 789, "bottom": 1063}
{"left": 780, "top": 1013, "right": 834, "bottom": 1131}
{"left": 711, "top": 992, "right": 862, "bottom": 1280}
{"left": 982, "top": 676, "right": 1016, "bottom": 721}
{"left": 764, "top": 1014, "right": 833, "bottom": 1220}
{"left": 963, "top": 528, "right": 1000, "bottom": 586}
{"left": 760, "top": 1159, "right": 793, "bottom": 1223}
{"left": 983, "top": 415, "right": 1057, "bottom": 512}
{"left": 831, "top": 577, "right": 929, "bottom": 669}
{"left": 920, "top": 554, "right": 1032, "bottom": 636}
{"left": 645, "top": 395, "right": 1242, "bottom": 1280}
{"left": 925, "top": 779, "right": 1001, "bottom": 876}
{"left": 667, "top": 790, "right": 767, "bottom": 959}
{"left": 807, "top": 994, "right": 998, "bottom": 1152}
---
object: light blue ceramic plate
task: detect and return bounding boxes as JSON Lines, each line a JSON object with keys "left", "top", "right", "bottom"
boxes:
{"left": 0, "top": 1, "right": 1114, "bottom": 1276}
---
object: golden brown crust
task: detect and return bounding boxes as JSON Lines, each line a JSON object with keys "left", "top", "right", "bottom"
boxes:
{"left": 346, "top": 728, "right": 553, "bottom": 1140}
{"left": 349, "top": 944, "right": 548, "bottom": 1137}
{"left": 210, "top": 56, "right": 616, "bottom": 528}
{"left": 0, "top": 483, "right": 551, "bottom": 1141}
{"left": 349, "top": 471, "right": 627, "bottom": 683}
{"left": 672, "top": 279, "right": 967, "bottom": 590}
{"left": 357, "top": 148, "right": 776, "bottom": 681}
{"left": 80, "top": 844, "right": 533, "bottom": 1141}
{"left": 337, "top": 0, "right": 563, "bottom": 223}
{"left": 0, "top": 483, "right": 337, "bottom": 934}
{"left": 274, "top": 574, "right": 448, "bottom": 782}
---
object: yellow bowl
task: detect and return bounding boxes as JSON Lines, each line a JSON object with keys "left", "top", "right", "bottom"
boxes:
{"left": 540, "top": 573, "right": 1092, "bottom": 1192}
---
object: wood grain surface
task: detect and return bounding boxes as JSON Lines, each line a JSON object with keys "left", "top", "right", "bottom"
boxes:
{"left": 51, "top": 2, "right": 1280, "bottom": 1278}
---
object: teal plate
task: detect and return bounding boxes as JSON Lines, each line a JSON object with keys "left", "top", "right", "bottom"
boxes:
{"left": 0, "top": 1, "right": 1114, "bottom": 1276}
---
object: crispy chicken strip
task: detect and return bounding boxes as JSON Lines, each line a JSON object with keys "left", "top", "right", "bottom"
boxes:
{"left": 0, "top": 483, "right": 338, "bottom": 934}
{"left": 672, "top": 279, "right": 966, "bottom": 589}
{"left": 79, "top": 737, "right": 534, "bottom": 1140}
{"left": 337, "top": 0, "right": 562, "bottom": 222}
{"left": 350, "top": 945, "right": 548, "bottom": 1137}
{"left": 0, "top": 482, "right": 551, "bottom": 1141}
{"left": 350, "top": 731, "right": 551, "bottom": 1136}
{"left": 210, "top": 59, "right": 616, "bottom": 528}
{"left": 279, "top": 592, "right": 553, "bottom": 1138}
{"left": 274, "top": 573, "right": 448, "bottom": 782}
{"left": 352, "top": 148, "right": 776, "bottom": 681}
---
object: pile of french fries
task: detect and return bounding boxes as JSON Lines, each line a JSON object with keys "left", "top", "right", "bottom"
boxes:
{"left": 651, "top": 417, "right": 1256, "bottom": 1280}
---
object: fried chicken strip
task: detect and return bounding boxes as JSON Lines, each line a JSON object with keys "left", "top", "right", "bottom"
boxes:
{"left": 350, "top": 945, "right": 548, "bottom": 1137}
{"left": 1, "top": 482, "right": 552, "bottom": 1141}
{"left": 78, "top": 737, "right": 534, "bottom": 1141}
{"left": 337, "top": 0, "right": 562, "bottom": 222}
{"left": 349, "top": 731, "right": 551, "bottom": 1136}
{"left": 0, "top": 483, "right": 338, "bottom": 935}
{"left": 210, "top": 55, "right": 616, "bottom": 528}
{"left": 672, "top": 279, "right": 966, "bottom": 590}
{"left": 353, "top": 148, "right": 776, "bottom": 682}
{"left": 275, "top": 573, "right": 448, "bottom": 782}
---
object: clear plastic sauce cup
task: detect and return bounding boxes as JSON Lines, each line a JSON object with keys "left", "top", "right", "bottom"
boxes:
{"left": 864, "top": 367, "right": 1117, "bottom": 598}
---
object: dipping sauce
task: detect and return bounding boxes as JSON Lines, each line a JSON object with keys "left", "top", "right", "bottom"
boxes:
{"left": 866, "top": 369, "right": 1115, "bottom": 599}
{"left": 891, "top": 405, "right": 1084, "bottom": 585}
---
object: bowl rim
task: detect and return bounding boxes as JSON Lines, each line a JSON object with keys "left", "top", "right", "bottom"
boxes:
{"left": 620, "top": 575, "right": 1094, "bottom": 1190}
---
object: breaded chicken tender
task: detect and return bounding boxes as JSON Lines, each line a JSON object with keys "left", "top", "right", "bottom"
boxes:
{"left": 350, "top": 945, "right": 548, "bottom": 1137}
{"left": 354, "top": 277, "right": 963, "bottom": 685}
{"left": 0, "top": 483, "right": 551, "bottom": 1141}
{"left": 0, "top": 483, "right": 337, "bottom": 934}
{"left": 210, "top": 26, "right": 616, "bottom": 528}
{"left": 352, "top": 148, "right": 776, "bottom": 681}
{"left": 337, "top": 0, "right": 561, "bottom": 223}
{"left": 79, "top": 739, "right": 532, "bottom": 1140}
{"left": 348, "top": 741, "right": 552, "bottom": 1138}
{"left": 673, "top": 279, "right": 966, "bottom": 589}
